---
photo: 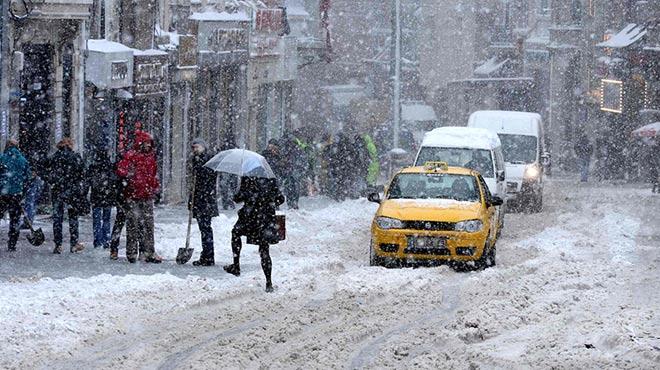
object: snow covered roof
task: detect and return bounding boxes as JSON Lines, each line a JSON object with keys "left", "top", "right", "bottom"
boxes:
{"left": 190, "top": 10, "right": 251, "bottom": 22}
{"left": 87, "top": 39, "right": 134, "bottom": 53}
{"left": 421, "top": 126, "right": 501, "bottom": 150}
{"left": 474, "top": 57, "right": 509, "bottom": 76}
{"left": 401, "top": 103, "right": 437, "bottom": 123}
{"left": 597, "top": 24, "right": 647, "bottom": 48}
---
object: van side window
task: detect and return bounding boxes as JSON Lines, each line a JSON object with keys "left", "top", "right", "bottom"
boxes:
{"left": 477, "top": 174, "right": 492, "bottom": 202}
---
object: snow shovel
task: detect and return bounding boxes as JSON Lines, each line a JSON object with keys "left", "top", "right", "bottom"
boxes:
{"left": 176, "top": 176, "right": 195, "bottom": 264}
{"left": 20, "top": 206, "right": 45, "bottom": 247}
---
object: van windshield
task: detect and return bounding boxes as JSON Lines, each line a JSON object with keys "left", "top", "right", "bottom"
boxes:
{"left": 499, "top": 134, "right": 538, "bottom": 164}
{"left": 415, "top": 147, "right": 494, "bottom": 177}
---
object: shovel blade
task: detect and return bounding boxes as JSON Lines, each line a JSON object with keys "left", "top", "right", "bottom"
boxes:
{"left": 27, "top": 228, "right": 45, "bottom": 247}
{"left": 176, "top": 248, "right": 194, "bottom": 265}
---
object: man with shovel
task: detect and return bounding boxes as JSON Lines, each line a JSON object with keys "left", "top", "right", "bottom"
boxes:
{"left": 187, "top": 138, "right": 218, "bottom": 266}
{"left": 0, "top": 140, "right": 31, "bottom": 251}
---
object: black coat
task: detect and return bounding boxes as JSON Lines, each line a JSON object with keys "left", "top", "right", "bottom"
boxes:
{"left": 190, "top": 151, "right": 219, "bottom": 219}
{"left": 87, "top": 154, "right": 118, "bottom": 208}
{"left": 233, "top": 177, "right": 285, "bottom": 245}
{"left": 45, "top": 148, "right": 89, "bottom": 214}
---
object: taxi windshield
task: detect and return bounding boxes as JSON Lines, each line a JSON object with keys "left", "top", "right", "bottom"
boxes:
{"left": 388, "top": 173, "right": 481, "bottom": 202}
{"left": 415, "top": 147, "right": 494, "bottom": 177}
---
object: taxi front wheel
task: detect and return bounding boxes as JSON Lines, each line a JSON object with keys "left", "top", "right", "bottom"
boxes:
{"left": 470, "top": 240, "right": 496, "bottom": 271}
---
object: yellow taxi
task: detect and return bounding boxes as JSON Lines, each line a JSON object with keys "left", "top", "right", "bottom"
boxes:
{"left": 368, "top": 162, "right": 504, "bottom": 269}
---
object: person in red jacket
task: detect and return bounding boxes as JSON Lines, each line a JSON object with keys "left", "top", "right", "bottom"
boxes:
{"left": 116, "top": 130, "right": 162, "bottom": 263}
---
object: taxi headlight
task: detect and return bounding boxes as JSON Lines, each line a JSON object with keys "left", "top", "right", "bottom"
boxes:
{"left": 524, "top": 165, "right": 541, "bottom": 179}
{"left": 376, "top": 217, "right": 404, "bottom": 230}
{"left": 455, "top": 220, "right": 483, "bottom": 233}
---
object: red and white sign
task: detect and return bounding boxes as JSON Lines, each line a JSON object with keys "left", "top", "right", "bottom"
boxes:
{"left": 255, "top": 9, "right": 284, "bottom": 33}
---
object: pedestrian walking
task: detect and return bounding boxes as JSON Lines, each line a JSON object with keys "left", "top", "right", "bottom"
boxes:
{"left": 87, "top": 149, "right": 117, "bottom": 249}
{"left": 0, "top": 140, "right": 31, "bottom": 251}
{"left": 44, "top": 138, "right": 87, "bottom": 254}
{"left": 223, "top": 177, "right": 285, "bottom": 292}
{"left": 116, "top": 131, "right": 162, "bottom": 264}
{"left": 574, "top": 134, "right": 593, "bottom": 183}
{"left": 189, "top": 138, "right": 219, "bottom": 266}
{"left": 281, "top": 134, "right": 307, "bottom": 209}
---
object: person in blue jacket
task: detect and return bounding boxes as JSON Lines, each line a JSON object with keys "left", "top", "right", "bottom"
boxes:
{"left": 0, "top": 140, "right": 31, "bottom": 251}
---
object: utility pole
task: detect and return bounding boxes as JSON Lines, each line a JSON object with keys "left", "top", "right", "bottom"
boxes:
{"left": 392, "top": 0, "right": 401, "bottom": 149}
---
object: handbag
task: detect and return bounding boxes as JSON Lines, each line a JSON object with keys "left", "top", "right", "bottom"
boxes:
{"left": 275, "top": 214, "right": 286, "bottom": 241}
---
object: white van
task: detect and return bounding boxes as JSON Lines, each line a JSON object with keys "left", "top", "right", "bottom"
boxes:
{"left": 467, "top": 111, "right": 546, "bottom": 212}
{"left": 414, "top": 126, "right": 506, "bottom": 227}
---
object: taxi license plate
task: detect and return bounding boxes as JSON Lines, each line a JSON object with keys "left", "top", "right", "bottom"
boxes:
{"left": 408, "top": 236, "right": 446, "bottom": 249}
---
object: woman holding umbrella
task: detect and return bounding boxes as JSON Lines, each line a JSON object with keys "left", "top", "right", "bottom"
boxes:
{"left": 204, "top": 149, "right": 285, "bottom": 292}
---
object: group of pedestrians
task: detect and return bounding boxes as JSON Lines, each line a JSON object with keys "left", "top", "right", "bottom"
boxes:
{"left": 320, "top": 131, "right": 380, "bottom": 201}
{"left": 0, "top": 132, "right": 163, "bottom": 263}
{"left": 0, "top": 133, "right": 284, "bottom": 292}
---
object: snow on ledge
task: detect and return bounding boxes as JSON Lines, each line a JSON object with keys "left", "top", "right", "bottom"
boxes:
{"left": 87, "top": 39, "right": 134, "bottom": 53}
{"left": 190, "top": 10, "right": 251, "bottom": 22}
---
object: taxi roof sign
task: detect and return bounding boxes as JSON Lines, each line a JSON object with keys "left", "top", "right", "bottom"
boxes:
{"left": 424, "top": 161, "right": 449, "bottom": 171}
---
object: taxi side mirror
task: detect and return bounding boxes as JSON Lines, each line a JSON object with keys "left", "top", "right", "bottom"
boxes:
{"left": 497, "top": 170, "right": 506, "bottom": 182}
{"left": 489, "top": 196, "right": 504, "bottom": 207}
{"left": 368, "top": 192, "right": 381, "bottom": 204}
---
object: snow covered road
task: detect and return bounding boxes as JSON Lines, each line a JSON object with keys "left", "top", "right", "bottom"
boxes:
{"left": 1, "top": 179, "right": 659, "bottom": 369}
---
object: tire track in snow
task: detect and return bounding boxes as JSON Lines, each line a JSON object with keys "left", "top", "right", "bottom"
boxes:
{"left": 347, "top": 283, "right": 462, "bottom": 369}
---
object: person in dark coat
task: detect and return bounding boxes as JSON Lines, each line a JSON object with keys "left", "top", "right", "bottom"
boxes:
{"left": 87, "top": 148, "right": 117, "bottom": 249}
{"left": 574, "top": 134, "right": 593, "bottom": 182}
{"left": 223, "top": 177, "right": 285, "bottom": 292}
{"left": 189, "top": 138, "right": 219, "bottom": 266}
{"left": 281, "top": 134, "right": 307, "bottom": 209}
{"left": 262, "top": 139, "right": 285, "bottom": 180}
{"left": 44, "top": 138, "right": 87, "bottom": 254}
{"left": 109, "top": 152, "right": 128, "bottom": 260}
{"left": 327, "top": 132, "right": 353, "bottom": 201}
{"left": 0, "top": 140, "right": 31, "bottom": 251}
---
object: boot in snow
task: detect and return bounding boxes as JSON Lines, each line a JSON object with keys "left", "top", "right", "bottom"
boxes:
{"left": 193, "top": 259, "right": 215, "bottom": 267}
{"left": 223, "top": 264, "right": 241, "bottom": 276}
{"left": 53, "top": 245, "right": 63, "bottom": 254}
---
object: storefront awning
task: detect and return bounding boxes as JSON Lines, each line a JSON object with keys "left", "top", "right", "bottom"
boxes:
{"left": 597, "top": 24, "right": 647, "bottom": 48}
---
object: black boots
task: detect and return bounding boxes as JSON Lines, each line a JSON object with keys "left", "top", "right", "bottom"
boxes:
{"left": 193, "top": 259, "right": 215, "bottom": 266}
{"left": 223, "top": 264, "right": 241, "bottom": 276}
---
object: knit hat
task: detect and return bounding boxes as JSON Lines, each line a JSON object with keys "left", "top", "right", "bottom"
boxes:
{"left": 192, "top": 138, "right": 207, "bottom": 148}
